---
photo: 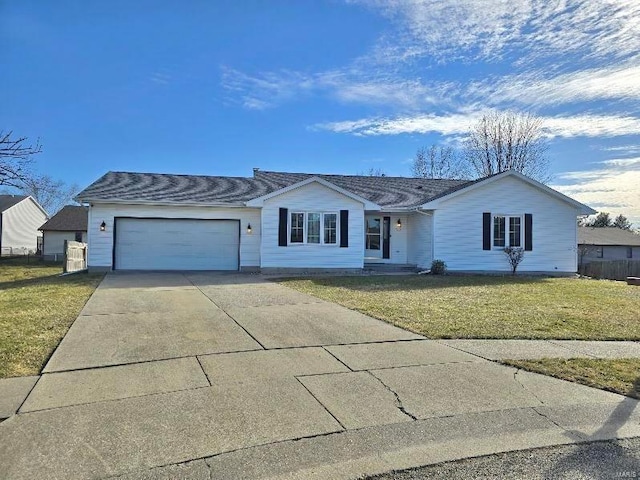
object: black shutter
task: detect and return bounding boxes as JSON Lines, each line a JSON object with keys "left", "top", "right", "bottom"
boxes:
{"left": 278, "top": 208, "right": 288, "bottom": 247}
{"left": 524, "top": 213, "right": 533, "bottom": 251}
{"left": 340, "top": 210, "right": 349, "bottom": 247}
{"left": 482, "top": 212, "right": 491, "bottom": 250}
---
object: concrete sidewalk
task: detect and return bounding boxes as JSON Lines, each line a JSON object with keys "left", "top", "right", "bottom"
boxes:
{"left": 1, "top": 272, "right": 639, "bottom": 480}
{"left": 440, "top": 339, "right": 640, "bottom": 360}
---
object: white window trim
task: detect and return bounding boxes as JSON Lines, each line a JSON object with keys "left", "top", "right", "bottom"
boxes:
{"left": 288, "top": 211, "right": 339, "bottom": 246}
{"left": 492, "top": 214, "right": 523, "bottom": 249}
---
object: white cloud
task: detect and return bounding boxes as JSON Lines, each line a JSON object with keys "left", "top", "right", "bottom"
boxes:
{"left": 354, "top": 0, "right": 640, "bottom": 64}
{"left": 220, "top": 66, "right": 318, "bottom": 110}
{"left": 315, "top": 111, "right": 482, "bottom": 136}
{"left": 602, "top": 145, "right": 640, "bottom": 156}
{"left": 316, "top": 111, "right": 640, "bottom": 139}
{"left": 468, "top": 63, "right": 640, "bottom": 107}
{"left": 542, "top": 115, "right": 640, "bottom": 139}
{"left": 552, "top": 158, "right": 640, "bottom": 226}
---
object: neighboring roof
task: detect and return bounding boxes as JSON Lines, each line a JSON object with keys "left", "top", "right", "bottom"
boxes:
{"left": 0, "top": 195, "right": 28, "bottom": 213}
{"left": 419, "top": 170, "right": 596, "bottom": 215}
{"left": 254, "top": 170, "right": 469, "bottom": 209}
{"left": 578, "top": 227, "right": 640, "bottom": 246}
{"left": 75, "top": 170, "right": 470, "bottom": 209}
{"left": 75, "top": 171, "right": 283, "bottom": 206}
{"left": 39, "top": 205, "right": 88, "bottom": 232}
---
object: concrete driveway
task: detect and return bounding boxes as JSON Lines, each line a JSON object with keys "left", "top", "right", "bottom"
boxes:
{"left": 1, "top": 272, "right": 639, "bottom": 479}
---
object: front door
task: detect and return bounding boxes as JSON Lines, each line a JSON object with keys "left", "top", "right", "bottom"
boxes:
{"left": 365, "top": 217, "right": 382, "bottom": 258}
{"left": 382, "top": 216, "right": 390, "bottom": 259}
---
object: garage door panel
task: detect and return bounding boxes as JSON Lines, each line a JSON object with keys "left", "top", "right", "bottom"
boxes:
{"left": 115, "top": 219, "right": 239, "bottom": 271}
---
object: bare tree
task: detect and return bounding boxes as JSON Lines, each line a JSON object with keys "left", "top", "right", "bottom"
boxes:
{"left": 359, "top": 167, "right": 386, "bottom": 177}
{"left": 412, "top": 145, "right": 467, "bottom": 179}
{"left": 503, "top": 247, "right": 525, "bottom": 275}
{"left": 463, "top": 111, "right": 550, "bottom": 183}
{"left": 0, "top": 131, "right": 41, "bottom": 187}
{"left": 18, "top": 175, "right": 79, "bottom": 215}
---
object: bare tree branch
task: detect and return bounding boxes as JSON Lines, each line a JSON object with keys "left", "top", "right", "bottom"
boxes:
{"left": 463, "top": 111, "right": 550, "bottom": 183}
{"left": 412, "top": 145, "right": 469, "bottom": 179}
{"left": 0, "top": 131, "right": 41, "bottom": 187}
{"left": 18, "top": 175, "right": 79, "bottom": 215}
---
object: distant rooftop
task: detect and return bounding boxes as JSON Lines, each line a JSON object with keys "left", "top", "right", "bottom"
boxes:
{"left": 40, "top": 205, "right": 88, "bottom": 231}
{"left": 578, "top": 226, "right": 640, "bottom": 246}
{"left": 0, "top": 195, "right": 28, "bottom": 213}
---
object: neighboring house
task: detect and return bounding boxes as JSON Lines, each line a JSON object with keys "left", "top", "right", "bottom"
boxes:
{"left": 578, "top": 227, "right": 640, "bottom": 265}
{"left": 39, "top": 205, "right": 89, "bottom": 261}
{"left": 75, "top": 169, "right": 595, "bottom": 273}
{"left": 0, "top": 195, "right": 49, "bottom": 256}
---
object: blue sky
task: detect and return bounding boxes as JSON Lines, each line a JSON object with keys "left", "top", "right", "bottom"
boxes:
{"left": 2, "top": 1, "right": 639, "bottom": 224}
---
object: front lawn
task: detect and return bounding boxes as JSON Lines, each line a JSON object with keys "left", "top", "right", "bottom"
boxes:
{"left": 279, "top": 275, "right": 640, "bottom": 340}
{"left": 0, "top": 258, "right": 103, "bottom": 378}
{"left": 504, "top": 358, "right": 640, "bottom": 399}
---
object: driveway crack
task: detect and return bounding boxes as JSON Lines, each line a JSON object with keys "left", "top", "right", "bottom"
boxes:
{"left": 368, "top": 371, "right": 417, "bottom": 421}
{"left": 512, "top": 369, "right": 545, "bottom": 405}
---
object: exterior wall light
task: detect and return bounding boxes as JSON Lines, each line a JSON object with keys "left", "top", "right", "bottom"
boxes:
{"left": 247, "top": 223, "right": 252, "bottom": 234}
{"left": 100, "top": 221, "right": 106, "bottom": 232}
{"left": 395, "top": 218, "right": 402, "bottom": 231}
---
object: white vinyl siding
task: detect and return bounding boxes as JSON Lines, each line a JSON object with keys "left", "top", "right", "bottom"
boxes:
{"left": 261, "top": 182, "right": 364, "bottom": 269}
{"left": 407, "top": 212, "right": 433, "bottom": 269}
{"left": 433, "top": 175, "right": 579, "bottom": 272}
{"left": 1, "top": 198, "right": 48, "bottom": 255}
{"left": 115, "top": 218, "right": 239, "bottom": 270}
{"left": 43, "top": 231, "right": 87, "bottom": 257}
{"left": 87, "top": 204, "right": 260, "bottom": 270}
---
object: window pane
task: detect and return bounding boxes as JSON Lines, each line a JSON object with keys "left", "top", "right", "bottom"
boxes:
{"left": 324, "top": 214, "right": 337, "bottom": 244}
{"left": 307, "top": 213, "right": 320, "bottom": 244}
{"left": 290, "top": 213, "right": 304, "bottom": 243}
{"left": 366, "top": 218, "right": 380, "bottom": 234}
{"left": 509, "top": 217, "right": 521, "bottom": 247}
{"left": 493, "top": 216, "right": 505, "bottom": 247}
{"left": 628, "top": 247, "right": 633, "bottom": 259}
{"left": 366, "top": 234, "right": 380, "bottom": 250}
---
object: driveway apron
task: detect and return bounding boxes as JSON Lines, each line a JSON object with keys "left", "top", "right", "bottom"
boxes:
{"left": 1, "top": 272, "right": 639, "bottom": 480}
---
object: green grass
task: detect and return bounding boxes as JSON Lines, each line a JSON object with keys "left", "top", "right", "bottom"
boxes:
{"left": 279, "top": 275, "right": 640, "bottom": 339}
{"left": 503, "top": 358, "right": 640, "bottom": 399}
{"left": 0, "top": 258, "right": 103, "bottom": 378}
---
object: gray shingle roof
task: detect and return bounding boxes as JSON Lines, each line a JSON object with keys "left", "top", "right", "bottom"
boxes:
{"left": 76, "top": 170, "right": 471, "bottom": 209}
{"left": 39, "top": 205, "right": 88, "bottom": 231}
{"left": 254, "top": 171, "right": 470, "bottom": 209}
{"left": 0, "top": 195, "right": 28, "bottom": 213}
{"left": 578, "top": 227, "right": 640, "bottom": 246}
{"left": 76, "top": 171, "right": 283, "bottom": 205}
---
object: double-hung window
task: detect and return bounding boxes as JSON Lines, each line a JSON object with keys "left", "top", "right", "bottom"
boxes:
{"left": 290, "top": 212, "right": 338, "bottom": 245}
{"left": 290, "top": 213, "right": 304, "bottom": 243}
{"left": 493, "top": 215, "right": 522, "bottom": 248}
{"left": 324, "top": 213, "right": 337, "bottom": 244}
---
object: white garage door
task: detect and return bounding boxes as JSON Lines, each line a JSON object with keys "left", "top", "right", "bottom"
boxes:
{"left": 115, "top": 218, "right": 239, "bottom": 270}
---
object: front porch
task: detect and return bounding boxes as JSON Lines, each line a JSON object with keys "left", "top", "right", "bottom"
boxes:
{"left": 364, "top": 212, "right": 432, "bottom": 269}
